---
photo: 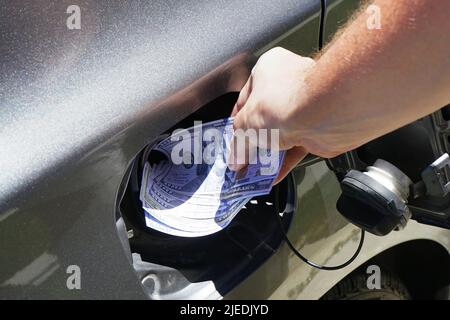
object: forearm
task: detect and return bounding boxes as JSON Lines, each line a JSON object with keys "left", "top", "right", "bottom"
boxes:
{"left": 293, "top": 0, "right": 450, "bottom": 155}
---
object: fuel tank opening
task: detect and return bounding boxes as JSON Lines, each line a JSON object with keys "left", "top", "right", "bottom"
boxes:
{"left": 115, "top": 92, "right": 296, "bottom": 299}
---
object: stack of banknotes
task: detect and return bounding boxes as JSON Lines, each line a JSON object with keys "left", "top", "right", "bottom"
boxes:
{"left": 140, "top": 118, "right": 285, "bottom": 237}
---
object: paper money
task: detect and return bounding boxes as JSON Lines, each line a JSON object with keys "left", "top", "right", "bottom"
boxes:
{"left": 140, "top": 117, "right": 285, "bottom": 237}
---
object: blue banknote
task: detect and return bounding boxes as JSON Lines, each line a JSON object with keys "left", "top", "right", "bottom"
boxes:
{"left": 140, "top": 117, "right": 286, "bottom": 237}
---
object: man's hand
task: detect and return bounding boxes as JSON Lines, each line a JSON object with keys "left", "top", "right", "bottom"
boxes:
{"left": 230, "top": 0, "right": 450, "bottom": 185}
{"left": 230, "top": 48, "right": 315, "bottom": 184}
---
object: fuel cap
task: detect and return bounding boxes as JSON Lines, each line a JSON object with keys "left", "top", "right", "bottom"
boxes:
{"left": 337, "top": 159, "right": 412, "bottom": 236}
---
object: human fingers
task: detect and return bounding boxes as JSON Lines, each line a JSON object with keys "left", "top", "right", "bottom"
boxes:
{"left": 273, "top": 146, "right": 308, "bottom": 185}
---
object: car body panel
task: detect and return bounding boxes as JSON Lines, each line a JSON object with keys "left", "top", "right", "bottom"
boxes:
{"left": 0, "top": 0, "right": 321, "bottom": 299}
{"left": 2, "top": 0, "right": 449, "bottom": 300}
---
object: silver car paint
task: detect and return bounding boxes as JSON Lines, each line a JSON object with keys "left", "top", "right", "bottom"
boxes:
{"left": 0, "top": 0, "right": 321, "bottom": 299}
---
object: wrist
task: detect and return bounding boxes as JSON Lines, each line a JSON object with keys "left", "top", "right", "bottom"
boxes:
{"left": 284, "top": 73, "right": 319, "bottom": 148}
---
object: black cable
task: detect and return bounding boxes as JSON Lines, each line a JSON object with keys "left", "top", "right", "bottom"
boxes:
{"left": 274, "top": 182, "right": 365, "bottom": 271}
{"left": 318, "top": 0, "right": 326, "bottom": 50}
{"left": 279, "top": 216, "right": 365, "bottom": 270}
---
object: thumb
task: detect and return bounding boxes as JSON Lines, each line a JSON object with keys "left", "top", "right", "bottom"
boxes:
{"left": 273, "top": 146, "right": 308, "bottom": 185}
